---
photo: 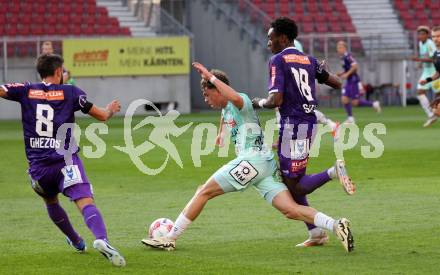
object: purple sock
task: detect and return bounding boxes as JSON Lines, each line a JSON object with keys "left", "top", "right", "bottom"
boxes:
{"left": 296, "top": 171, "right": 332, "bottom": 195}
{"left": 359, "top": 99, "right": 373, "bottom": 107}
{"left": 46, "top": 203, "right": 81, "bottom": 244}
{"left": 82, "top": 204, "right": 108, "bottom": 240}
{"left": 291, "top": 194, "right": 316, "bottom": 230}
{"left": 344, "top": 103, "right": 353, "bottom": 116}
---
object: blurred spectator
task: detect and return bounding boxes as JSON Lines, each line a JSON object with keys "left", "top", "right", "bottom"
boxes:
{"left": 41, "top": 41, "right": 76, "bottom": 85}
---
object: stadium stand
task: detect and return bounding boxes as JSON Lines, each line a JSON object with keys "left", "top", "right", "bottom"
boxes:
{"left": 238, "top": 0, "right": 362, "bottom": 53}
{"left": 0, "top": 0, "right": 130, "bottom": 57}
{"left": 393, "top": 0, "right": 440, "bottom": 31}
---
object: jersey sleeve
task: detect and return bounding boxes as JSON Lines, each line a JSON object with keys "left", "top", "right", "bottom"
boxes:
{"left": 239, "top": 93, "right": 253, "bottom": 114}
{"left": 72, "top": 86, "right": 90, "bottom": 112}
{"left": 313, "top": 58, "right": 330, "bottom": 84}
{"left": 268, "top": 55, "right": 285, "bottom": 94}
{"left": 1, "top": 83, "right": 27, "bottom": 102}
{"left": 428, "top": 40, "right": 436, "bottom": 58}
{"left": 347, "top": 54, "right": 357, "bottom": 66}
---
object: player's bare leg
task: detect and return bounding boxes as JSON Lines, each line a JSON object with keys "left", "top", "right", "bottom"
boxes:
{"left": 271, "top": 191, "right": 354, "bottom": 252}
{"left": 142, "top": 178, "right": 224, "bottom": 251}
{"left": 417, "top": 90, "right": 437, "bottom": 127}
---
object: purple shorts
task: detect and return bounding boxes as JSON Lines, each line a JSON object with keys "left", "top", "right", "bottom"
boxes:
{"left": 277, "top": 116, "right": 317, "bottom": 179}
{"left": 342, "top": 81, "right": 360, "bottom": 99}
{"left": 28, "top": 154, "right": 93, "bottom": 201}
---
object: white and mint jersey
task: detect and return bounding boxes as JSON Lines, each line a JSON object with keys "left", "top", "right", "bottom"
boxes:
{"left": 419, "top": 39, "right": 436, "bottom": 72}
{"left": 294, "top": 40, "right": 304, "bottom": 53}
{"left": 221, "top": 93, "right": 272, "bottom": 159}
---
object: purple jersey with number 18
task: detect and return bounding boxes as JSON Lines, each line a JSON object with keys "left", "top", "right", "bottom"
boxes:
{"left": 1, "top": 82, "right": 87, "bottom": 174}
{"left": 267, "top": 46, "right": 329, "bottom": 121}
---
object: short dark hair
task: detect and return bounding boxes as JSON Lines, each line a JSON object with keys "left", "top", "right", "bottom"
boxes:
{"left": 432, "top": 26, "right": 440, "bottom": 32}
{"left": 417, "top": 25, "right": 430, "bottom": 34}
{"left": 270, "top": 17, "right": 298, "bottom": 42}
{"left": 36, "top": 54, "right": 64, "bottom": 79}
{"left": 200, "top": 69, "right": 230, "bottom": 90}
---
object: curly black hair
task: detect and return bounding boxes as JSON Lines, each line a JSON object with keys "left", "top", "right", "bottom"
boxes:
{"left": 270, "top": 17, "right": 298, "bottom": 42}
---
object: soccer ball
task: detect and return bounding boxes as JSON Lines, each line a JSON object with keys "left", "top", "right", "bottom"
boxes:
{"left": 148, "top": 218, "right": 174, "bottom": 239}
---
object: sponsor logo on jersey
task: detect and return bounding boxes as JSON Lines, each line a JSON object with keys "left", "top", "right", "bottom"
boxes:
{"left": 282, "top": 54, "right": 311, "bottom": 65}
{"left": 29, "top": 90, "right": 64, "bottom": 101}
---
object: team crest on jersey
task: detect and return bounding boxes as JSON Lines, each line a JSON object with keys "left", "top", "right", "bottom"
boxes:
{"left": 291, "top": 139, "right": 310, "bottom": 160}
{"left": 29, "top": 90, "right": 64, "bottom": 101}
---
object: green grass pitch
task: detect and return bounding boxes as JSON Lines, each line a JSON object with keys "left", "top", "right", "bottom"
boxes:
{"left": 0, "top": 106, "right": 439, "bottom": 274}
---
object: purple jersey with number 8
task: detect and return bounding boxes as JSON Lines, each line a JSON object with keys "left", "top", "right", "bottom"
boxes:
{"left": 1, "top": 82, "right": 87, "bottom": 171}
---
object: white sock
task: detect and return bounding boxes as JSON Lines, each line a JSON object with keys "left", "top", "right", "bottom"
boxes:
{"left": 308, "top": 227, "right": 323, "bottom": 238}
{"left": 314, "top": 110, "right": 328, "bottom": 124}
{"left": 417, "top": 94, "right": 434, "bottom": 117}
{"left": 327, "top": 166, "right": 337, "bottom": 179}
{"left": 313, "top": 212, "right": 336, "bottom": 232}
{"left": 328, "top": 119, "right": 337, "bottom": 131}
{"left": 275, "top": 108, "right": 281, "bottom": 129}
{"left": 167, "top": 213, "right": 192, "bottom": 240}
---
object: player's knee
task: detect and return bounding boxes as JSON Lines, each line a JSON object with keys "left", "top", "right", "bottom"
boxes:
{"left": 284, "top": 207, "right": 301, "bottom": 220}
{"left": 341, "top": 97, "right": 349, "bottom": 104}
{"left": 352, "top": 100, "right": 359, "bottom": 106}
{"left": 197, "top": 185, "right": 217, "bottom": 200}
{"left": 75, "top": 197, "right": 95, "bottom": 211}
{"left": 292, "top": 184, "right": 308, "bottom": 196}
{"left": 43, "top": 196, "right": 59, "bottom": 205}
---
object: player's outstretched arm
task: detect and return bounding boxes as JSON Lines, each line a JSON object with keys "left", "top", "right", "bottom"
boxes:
{"left": 420, "top": 71, "right": 440, "bottom": 85}
{"left": 88, "top": 100, "right": 121, "bottom": 122}
{"left": 192, "top": 62, "right": 244, "bottom": 109}
{"left": 341, "top": 63, "right": 358, "bottom": 79}
{"left": 251, "top": 93, "right": 283, "bottom": 109}
{"left": 324, "top": 74, "right": 342, "bottom": 89}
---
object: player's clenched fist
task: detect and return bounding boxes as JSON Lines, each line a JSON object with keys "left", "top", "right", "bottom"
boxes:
{"left": 192, "top": 62, "right": 212, "bottom": 80}
{"left": 106, "top": 100, "right": 121, "bottom": 115}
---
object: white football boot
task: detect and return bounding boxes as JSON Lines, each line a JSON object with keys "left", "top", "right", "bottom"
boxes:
{"left": 373, "top": 101, "right": 382, "bottom": 113}
{"left": 423, "top": 115, "right": 438, "bottom": 127}
{"left": 335, "top": 159, "right": 355, "bottom": 195}
{"left": 141, "top": 237, "right": 176, "bottom": 251}
{"left": 334, "top": 218, "right": 354, "bottom": 252}
{"left": 93, "top": 239, "right": 126, "bottom": 267}
{"left": 295, "top": 229, "right": 329, "bottom": 247}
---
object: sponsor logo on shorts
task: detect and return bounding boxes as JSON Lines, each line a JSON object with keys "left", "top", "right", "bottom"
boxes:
{"left": 291, "top": 158, "right": 308, "bottom": 173}
{"left": 29, "top": 90, "right": 64, "bottom": 101}
{"left": 229, "top": 160, "right": 259, "bottom": 186}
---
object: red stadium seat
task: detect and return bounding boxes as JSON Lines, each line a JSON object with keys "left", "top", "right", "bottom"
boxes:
{"left": 120, "top": 27, "right": 131, "bottom": 36}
